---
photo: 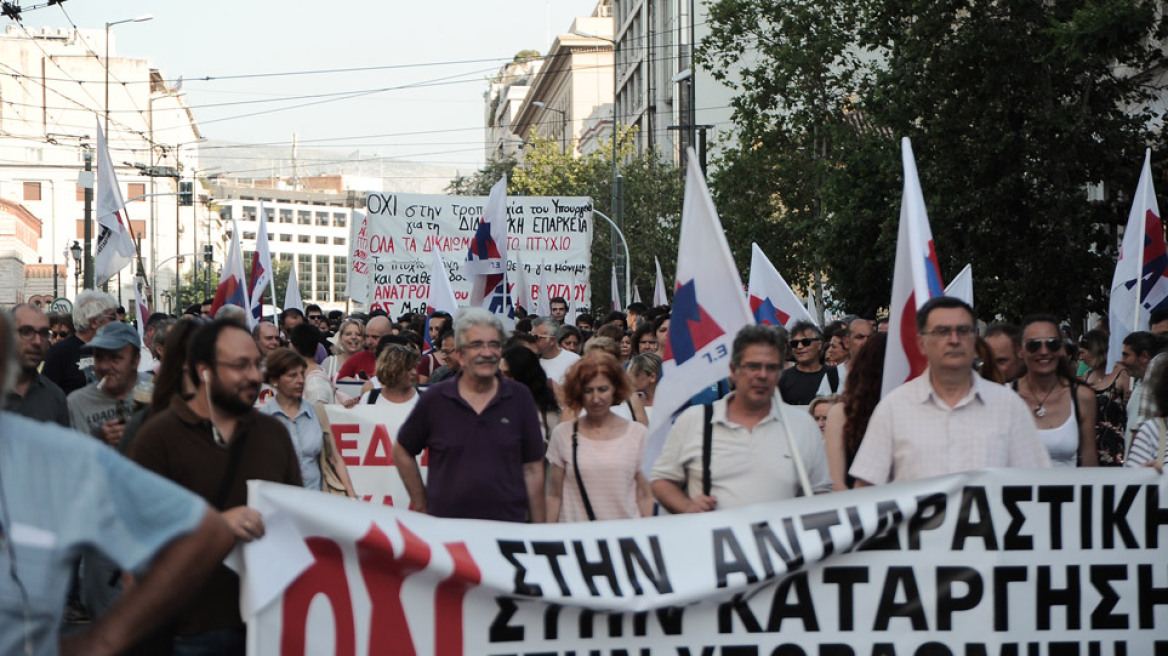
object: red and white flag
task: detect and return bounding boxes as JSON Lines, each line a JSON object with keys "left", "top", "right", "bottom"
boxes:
{"left": 1108, "top": 149, "right": 1166, "bottom": 373}
{"left": 882, "top": 137, "right": 946, "bottom": 397}
{"left": 511, "top": 252, "right": 532, "bottom": 313}
{"left": 210, "top": 217, "right": 251, "bottom": 317}
{"left": 248, "top": 202, "right": 276, "bottom": 327}
{"left": 643, "top": 149, "right": 754, "bottom": 472}
{"left": 93, "top": 119, "right": 137, "bottom": 287}
{"left": 653, "top": 257, "right": 668, "bottom": 307}
{"left": 748, "top": 243, "right": 814, "bottom": 329}
{"left": 466, "top": 177, "right": 514, "bottom": 326}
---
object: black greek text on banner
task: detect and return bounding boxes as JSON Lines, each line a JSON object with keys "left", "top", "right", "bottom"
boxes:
{"left": 349, "top": 193, "right": 593, "bottom": 315}
{"left": 239, "top": 469, "right": 1168, "bottom": 656}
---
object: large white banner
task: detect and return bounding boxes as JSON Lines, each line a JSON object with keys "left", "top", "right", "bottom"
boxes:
{"left": 241, "top": 469, "right": 1168, "bottom": 655}
{"left": 350, "top": 193, "right": 594, "bottom": 316}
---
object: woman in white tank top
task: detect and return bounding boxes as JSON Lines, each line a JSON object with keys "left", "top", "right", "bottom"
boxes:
{"left": 1013, "top": 315, "right": 1098, "bottom": 467}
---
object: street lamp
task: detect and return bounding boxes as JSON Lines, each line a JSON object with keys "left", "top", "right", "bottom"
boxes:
{"left": 532, "top": 102, "right": 569, "bottom": 155}
{"left": 70, "top": 240, "right": 82, "bottom": 297}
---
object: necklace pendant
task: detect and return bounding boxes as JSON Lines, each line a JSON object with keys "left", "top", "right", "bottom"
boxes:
{"left": 1034, "top": 405, "right": 1046, "bottom": 418}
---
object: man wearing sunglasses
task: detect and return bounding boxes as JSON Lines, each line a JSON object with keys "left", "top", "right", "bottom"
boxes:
{"left": 3, "top": 304, "right": 69, "bottom": 426}
{"left": 850, "top": 297, "right": 1049, "bottom": 486}
{"left": 778, "top": 321, "right": 840, "bottom": 407}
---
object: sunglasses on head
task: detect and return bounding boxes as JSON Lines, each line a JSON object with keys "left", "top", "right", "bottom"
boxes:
{"left": 1024, "top": 338, "right": 1063, "bottom": 354}
{"left": 789, "top": 337, "right": 821, "bottom": 348}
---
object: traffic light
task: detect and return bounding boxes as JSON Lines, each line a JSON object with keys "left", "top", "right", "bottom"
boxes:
{"left": 203, "top": 244, "right": 213, "bottom": 263}
{"left": 179, "top": 181, "right": 193, "bottom": 206}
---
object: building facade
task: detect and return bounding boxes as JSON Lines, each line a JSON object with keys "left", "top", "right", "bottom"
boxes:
{"left": 0, "top": 25, "right": 203, "bottom": 308}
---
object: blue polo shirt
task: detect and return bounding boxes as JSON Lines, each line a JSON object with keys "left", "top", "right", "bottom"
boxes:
{"left": 0, "top": 413, "right": 205, "bottom": 656}
{"left": 397, "top": 372, "right": 545, "bottom": 522}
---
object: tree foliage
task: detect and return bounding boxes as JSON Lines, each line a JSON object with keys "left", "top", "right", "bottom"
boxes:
{"left": 702, "top": 0, "right": 1168, "bottom": 322}
{"left": 449, "top": 132, "right": 684, "bottom": 312}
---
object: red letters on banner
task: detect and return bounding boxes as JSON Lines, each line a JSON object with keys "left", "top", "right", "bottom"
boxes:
{"left": 279, "top": 520, "right": 482, "bottom": 656}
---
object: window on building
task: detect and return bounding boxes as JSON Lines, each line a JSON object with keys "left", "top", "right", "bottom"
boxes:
{"left": 243, "top": 231, "right": 256, "bottom": 240}
{"left": 298, "top": 211, "right": 311, "bottom": 225}
{"left": 298, "top": 235, "right": 310, "bottom": 243}
{"left": 299, "top": 254, "right": 313, "bottom": 297}
{"left": 316, "top": 212, "right": 329, "bottom": 226}
{"left": 333, "top": 237, "right": 345, "bottom": 245}
{"left": 315, "top": 235, "right": 328, "bottom": 244}
{"left": 267, "top": 232, "right": 275, "bottom": 240}
{"left": 334, "top": 212, "right": 347, "bottom": 228}
{"left": 23, "top": 182, "right": 41, "bottom": 201}
{"left": 128, "top": 183, "right": 146, "bottom": 201}
{"left": 316, "top": 255, "right": 330, "bottom": 302}
{"left": 219, "top": 206, "right": 233, "bottom": 221}
{"left": 280, "top": 234, "right": 292, "bottom": 242}
{"left": 333, "top": 256, "right": 348, "bottom": 297}
{"left": 280, "top": 209, "right": 293, "bottom": 223}
{"left": 242, "top": 206, "right": 257, "bottom": 221}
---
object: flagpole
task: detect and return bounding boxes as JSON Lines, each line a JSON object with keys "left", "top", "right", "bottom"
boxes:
{"left": 593, "top": 209, "right": 630, "bottom": 308}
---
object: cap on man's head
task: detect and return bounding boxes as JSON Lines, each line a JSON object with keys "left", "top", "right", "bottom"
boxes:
{"left": 82, "top": 322, "right": 141, "bottom": 352}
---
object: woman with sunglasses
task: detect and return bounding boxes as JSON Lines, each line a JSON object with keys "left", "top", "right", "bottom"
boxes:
{"left": 1013, "top": 315, "right": 1098, "bottom": 467}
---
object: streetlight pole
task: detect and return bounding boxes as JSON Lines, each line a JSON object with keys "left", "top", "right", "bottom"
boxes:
{"left": 104, "top": 14, "right": 153, "bottom": 141}
{"left": 592, "top": 209, "right": 630, "bottom": 306}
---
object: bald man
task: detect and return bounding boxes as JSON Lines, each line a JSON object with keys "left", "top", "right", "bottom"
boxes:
{"left": 337, "top": 315, "right": 392, "bottom": 380}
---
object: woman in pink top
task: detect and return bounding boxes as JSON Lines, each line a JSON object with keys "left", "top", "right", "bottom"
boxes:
{"left": 546, "top": 352, "right": 653, "bottom": 522}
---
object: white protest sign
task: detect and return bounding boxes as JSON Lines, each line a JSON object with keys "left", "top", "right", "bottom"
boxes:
{"left": 322, "top": 403, "right": 422, "bottom": 507}
{"left": 242, "top": 468, "right": 1168, "bottom": 656}
{"left": 350, "top": 193, "right": 594, "bottom": 316}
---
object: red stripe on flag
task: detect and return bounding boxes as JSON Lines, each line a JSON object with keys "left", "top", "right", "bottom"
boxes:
{"left": 901, "top": 291, "right": 928, "bottom": 380}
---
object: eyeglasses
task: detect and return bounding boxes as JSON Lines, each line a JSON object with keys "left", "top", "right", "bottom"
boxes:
{"left": 535, "top": 334, "right": 557, "bottom": 342}
{"left": 789, "top": 338, "right": 821, "bottom": 348}
{"left": 738, "top": 362, "right": 783, "bottom": 374}
{"left": 920, "top": 325, "right": 976, "bottom": 338}
{"left": 215, "top": 358, "right": 264, "bottom": 373}
{"left": 16, "top": 326, "right": 51, "bottom": 340}
{"left": 307, "top": 315, "right": 324, "bottom": 321}
{"left": 462, "top": 340, "right": 502, "bottom": 352}
{"left": 51, "top": 330, "right": 71, "bottom": 339}
{"left": 1024, "top": 338, "right": 1063, "bottom": 354}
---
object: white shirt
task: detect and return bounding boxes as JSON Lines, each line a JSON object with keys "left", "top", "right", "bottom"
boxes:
{"left": 849, "top": 370, "right": 1050, "bottom": 485}
{"left": 540, "top": 348, "right": 580, "bottom": 386}
{"left": 650, "top": 393, "right": 832, "bottom": 509}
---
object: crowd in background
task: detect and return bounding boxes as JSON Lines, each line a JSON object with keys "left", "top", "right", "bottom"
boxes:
{"left": 2, "top": 290, "right": 1166, "bottom": 655}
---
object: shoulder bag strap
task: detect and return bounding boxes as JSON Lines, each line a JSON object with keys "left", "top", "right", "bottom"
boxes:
{"left": 314, "top": 401, "right": 347, "bottom": 495}
{"left": 826, "top": 367, "right": 840, "bottom": 393}
{"left": 212, "top": 424, "right": 249, "bottom": 510}
{"left": 571, "top": 421, "right": 597, "bottom": 521}
{"left": 702, "top": 404, "right": 713, "bottom": 497}
{"left": 367, "top": 389, "right": 380, "bottom": 404}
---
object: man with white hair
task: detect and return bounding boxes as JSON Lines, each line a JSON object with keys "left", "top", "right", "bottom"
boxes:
{"left": 393, "top": 308, "right": 546, "bottom": 522}
{"left": 43, "top": 290, "right": 118, "bottom": 395}
{"left": 0, "top": 307, "right": 234, "bottom": 655}
{"left": 532, "top": 316, "right": 579, "bottom": 385}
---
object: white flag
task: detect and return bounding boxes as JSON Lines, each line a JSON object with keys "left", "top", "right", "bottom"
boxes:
{"left": 537, "top": 260, "right": 550, "bottom": 317}
{"left": 747, "top": 243, "right": 815, "bottom": 328}
{"left": 643, "top": 149, "right": 753, "bottom": 472}
{"left": 611, "top": 264, "right": 621, "bottom": 312}
{"left": 653, "top": 257, "right": 668, "bottom": 307}
{"left": 945, "top": 263, "right": 974, "bottom": 308}
{"left": 285, "top": 257, "right": 303, "bottom": 312}
{"left": 512, "top": 252, "right": 532, "bottom": 313}
{"left": 93, "top": 119, "right": 137, "bottom": 287}
{"left": 1108, "top": 149, "right": 1166, "bottom": 374}
{"left": 248, "top": 202, "right": 276, "bottom": 327}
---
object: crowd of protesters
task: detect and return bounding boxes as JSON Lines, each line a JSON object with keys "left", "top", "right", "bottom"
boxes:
{"left": 2, "top": 290, "right": 1165, "bottom": 654}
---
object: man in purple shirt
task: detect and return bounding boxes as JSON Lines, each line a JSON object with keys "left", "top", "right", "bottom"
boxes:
{"left": 393, "top": 308, "right": 546, "bottom": 522}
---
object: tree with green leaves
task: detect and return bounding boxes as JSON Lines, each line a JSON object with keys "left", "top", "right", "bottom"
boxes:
{"left": 702, "top": 0, "right": 1168, "bottom": 322}
{"left": 449, "top": 132, "right": 684, "bottom": 312}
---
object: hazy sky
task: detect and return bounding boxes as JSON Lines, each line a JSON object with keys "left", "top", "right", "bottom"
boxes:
{"left": 19, "top": 0, "right": 599, "bottom": 169}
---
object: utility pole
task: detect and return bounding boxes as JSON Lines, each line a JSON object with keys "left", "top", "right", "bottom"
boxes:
{"left": 82, "top": 146, "right": 94, "bottom": 289}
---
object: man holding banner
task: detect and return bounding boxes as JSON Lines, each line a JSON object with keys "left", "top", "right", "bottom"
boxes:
{"left": 650, "top": 325, "right": 830, "bottom": 512}
{"left": 393, "top": 308, "right": 546, "bottom": 522}
{"left": 850, "top": 297, "right": 1049, "bottom": 486}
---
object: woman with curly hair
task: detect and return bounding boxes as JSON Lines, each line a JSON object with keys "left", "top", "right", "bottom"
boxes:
{"left": 823, "top": 332, "right": 887, "bottom": 490}
{"left": 502, "top": 345, "right": 561, "bottom": 440}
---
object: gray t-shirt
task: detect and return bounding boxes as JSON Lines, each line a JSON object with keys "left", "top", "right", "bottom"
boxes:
{"left": 67, "top": 383, "right": 134, "bottom": 439}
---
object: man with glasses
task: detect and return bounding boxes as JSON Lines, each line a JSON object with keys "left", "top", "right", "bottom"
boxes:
{"left": 4, "top": 303, "right": 68, "bottom": 426}
{"left": 532, "top": 316, "right": 579, "bottom": 386}
{"left": 651, "top": 324, "right": 831, "bottom": 512}
{"left": 846, "top": 317, "right": 876, "bottom": 353}
{"left": 393, "top": 308, "right": 546, "bottom": 522}
{"left": 43, "top": 290, "right": 118, "bottom": 395}
{"left": 850, "top": 297, "right": 1049, "bottom": 486}
{"left": 779, "top": 320, "right": 840, "bottom": 406}
{"left": 130, "top": 319, "right": 302, "bottom": 655}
